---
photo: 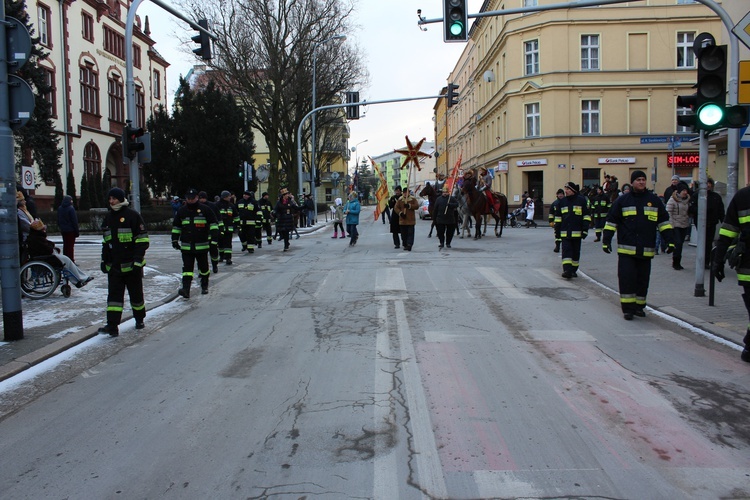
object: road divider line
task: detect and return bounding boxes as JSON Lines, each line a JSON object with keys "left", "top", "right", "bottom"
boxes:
{"left": 478, "top": 267, "right": 529, "bottom": 298}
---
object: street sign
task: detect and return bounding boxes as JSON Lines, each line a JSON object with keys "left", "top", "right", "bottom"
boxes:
{"left": 740, "top": 125, "right": 750, "bottom": 148}
{"left": 740, "top": 61, "right": 750, "bottom": 105}
{"left": 733, "top": 10, "right": 750, "bottom": 51}
{"left": 640, "top": 136, "right": 682, "bottom": 144}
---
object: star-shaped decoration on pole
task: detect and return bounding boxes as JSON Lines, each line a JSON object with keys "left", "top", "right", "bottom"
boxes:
{"left": 394, "top": 136, "right": 432, "bottom": 171}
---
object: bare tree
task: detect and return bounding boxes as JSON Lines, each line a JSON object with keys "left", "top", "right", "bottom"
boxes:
{"left": 180, "top": 0, "right": 367, "bottom": 198}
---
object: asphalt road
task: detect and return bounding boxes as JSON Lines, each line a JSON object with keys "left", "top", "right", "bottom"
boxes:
{"left": 0, "top": 210, "right": 748, "bottom": 499}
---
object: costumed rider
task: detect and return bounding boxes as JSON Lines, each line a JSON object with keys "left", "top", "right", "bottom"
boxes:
{"left": 478, "top": 167, "right": 499, "bottom": 213}
{"left": 217, "top": 190, "right": 239, "bottom": 265}
{"left": 712, "top": 184, "right": 750, "bottom": 362}
{"left": 602, "top": 170, "right": 674, "bottom": 320}
{"left": 237, "top": 190, "right": 260, "bottom": 254}
{"left": 172, "top": 188, "right": 220, "bottom": 298}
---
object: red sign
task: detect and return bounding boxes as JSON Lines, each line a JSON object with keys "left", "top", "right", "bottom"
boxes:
{"left": 667, "top": 153, "right": 699, "bottom": 168}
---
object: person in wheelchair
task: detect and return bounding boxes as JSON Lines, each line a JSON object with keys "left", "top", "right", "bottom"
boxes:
{"left": 26, "top": 220, "right": 93, "bottom": 288}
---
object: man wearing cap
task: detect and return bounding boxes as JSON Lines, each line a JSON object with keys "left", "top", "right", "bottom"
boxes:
{"left": 433, "top": 185, "right": 458, "bottom": 249}
{"left": 172, "top": 189, "right": 219, "bottom": 298}
{"left": 258, "top": 192, "right": 274, "bottom": 246}
{"left": 217, "top": 190, "right": 239, "bottom": 265}
{"left": 274, "top": 188, "right": 298, "bottom": 251}
{"left": 99, "top": 187, "right": 150, "bottom": 336}
{"left": 394, "top": 189, "right": 420, "bottom": 251}
{"left": 552, "top": 182, "right": 591, "bottom": 278}
{"left": 237, "top": 190, "right": 261, "bottom": 254}
{"left": 388, "top": 186, "right": 403, "bottom": 248}
{"left": 548, "top": 188, "right": 565, "bottom": 252}
{"left": 664, "top": 175, "right": 683, "bottom": 203}
{"left": 603, "top": 170, "right": 674, "bottom": 320}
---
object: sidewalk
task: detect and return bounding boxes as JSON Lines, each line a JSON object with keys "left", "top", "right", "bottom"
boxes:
{"left": 0, "top": 217, "right": 746, "bottom": 383}
{"left": 0, "top": 221, "right": 328, "bottom": 382}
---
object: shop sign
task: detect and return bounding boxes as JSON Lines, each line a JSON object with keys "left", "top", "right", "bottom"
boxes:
{"left": 667, "top": 153, "right": 700, "bottom": 168}
{"left": 516, "top": 159, "right": 547, "bottom": 167}
{"left": 598, "top": 157, "right": 636, "bottom": 164}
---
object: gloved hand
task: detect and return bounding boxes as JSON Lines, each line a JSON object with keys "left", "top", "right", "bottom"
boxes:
{"left": 172, "top": 240, "right": 181, "bottom": 250}
{"left": 134, "top": 264, "right": 144, "bottom": 277}
{"left": 100, "top": 262, "right": 108, "bottom": 274}
{"left": 399, "top": 212, "right": 406, "bottom": 219}
{"left": 602, "top": 243, "right": 611, "bottom": 254}
{"left": 582, "top": 231, "right": 588, "bottom": 240}
{"left": 727, "top": 241, "right": 746, "bottom": 269}
{"left": 666, "top": 244, "right": 675, "bottom": 254}
{"left": 712, "top": 262, "right": 725, "bottom": 282}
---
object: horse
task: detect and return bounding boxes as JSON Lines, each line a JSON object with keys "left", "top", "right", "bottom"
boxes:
{"left": 418, "top": 183, "right": 439, "bottom": 238}
{"left": 461, "top": 178, "right": 507, "bottom": 239}
{"left": 453, "top": 186, "right": 473, "bottom": 239}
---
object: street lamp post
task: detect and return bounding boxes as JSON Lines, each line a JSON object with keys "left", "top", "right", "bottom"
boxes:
{"left": 311, "top": 34, "right": 346, "bottom": 211}
{"left": 350, "top": 139, "right": 368, "bottom": 194}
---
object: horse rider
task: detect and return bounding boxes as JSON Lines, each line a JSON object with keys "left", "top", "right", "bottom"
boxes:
{"left": 478, "top": 167, "right": 498, "bottom": 213}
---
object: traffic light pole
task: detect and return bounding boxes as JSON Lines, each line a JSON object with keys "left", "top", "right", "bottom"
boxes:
{"left": 124, "top": 0, "right": 214, "bottom": 212}
{"left": 420, "top": 0, "right": 742, "bottom": 199}
{"left": 296, "top": 95, "right": 444, "bottom": 207}
{"left": 0, "top": 4, "right": 23, "bottom": 340}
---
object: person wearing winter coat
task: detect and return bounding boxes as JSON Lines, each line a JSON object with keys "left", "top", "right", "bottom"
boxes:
{"left": 394, "top": 191, "right": 420, "bottom": 251}
{"left": 57, "top": 195, "right": 80, "bottom": 261}
{"left": 344, "top": 191, "right": 361, "bottom": 246}
{"left": 433, "top": 186, "right": 458, "bottom": 249}
{"left": 27, "top": 219, "right": 93, "bottom": 288}
{"left": 274, "top": 188, "right": 299, "bottom": 251}
{"left": 331, "top": 198, "right": 345, "bottom": 239}
{"left": 666, "top": 182, "right": 691, "bottom": 270}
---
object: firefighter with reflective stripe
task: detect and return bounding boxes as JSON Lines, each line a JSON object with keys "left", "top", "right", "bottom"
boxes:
{"left": 236, "top": 190, "right": 259, "bottom": 254}
{"left": 552, "top": 182, "right": 591, "bottom": 278}
{"left": 258, "top": 192, "right": 274, "bottom": 246}
{"left": 172, "top": 189, "right": 219, "bottom": 298}
{"left": 591, "top": 185, "right": 610, "bottom": 242}
{"left": 602, "top": 170, "right": 674, "bottom": 321}
{"left": 712, "top": 185, "right": 750, "bottom": 362}
{"left": 549, "top": 189, "right": 564, "bottom": 253}
{"left": 217, "top": 190, "right": 239, "bottom": 265}
{"left": 198, "top": 191, "right": 221, "bottom": 273}
{"left": 98, "top": 187, "right": 150, "bottom": 337}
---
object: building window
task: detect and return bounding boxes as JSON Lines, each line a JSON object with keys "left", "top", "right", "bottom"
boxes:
{"left": 525, "top": 102, "right": 540, "bottom": 137}
{"left": 325, "top": 188, "right": 332, "bottom": 203}
{"left": 523, "top": 0, "right": 538, "bottom": 6}
{"left": 677, "top": 32, "right": 695, "bottom": 68}
{"left": 108, "top": 74, "right": 124, "bottom": 123}
{"left": 133, "top": 44, "right": 141, "bottom": 69}
{"left": 153, "top": 70, "right": 161, "bottom": 99}
{"left": 581, "top": 35, "right": 599, "bottom": 71}
{"left": 135, "top": 86, "right": 145, "bottom": 128}
{"left": 83, "top": 141, "right": 102, "bottom": 180}
{"left": 82, "top": 12, "right": 94, "bottom": 42}
{"left": 80, "top": 63, "right": 99, "bottom": 115}
{"left": 40, "top": 67, "right": 56, "bottom": 117}
{"left": 524, "top": 40, "right": 539, "bottom": 75}
{"left": 103, "top": 25, "right": 125, "bottom": 59}
{"left": 582, "top": 100, "right": 600, "bottom": 134}
{"left": 38, "top": 4, "right": 51, "bottom": 47}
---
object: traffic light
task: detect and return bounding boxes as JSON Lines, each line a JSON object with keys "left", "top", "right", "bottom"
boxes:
{"left": 695, "top": 43, "right": 726, "bottom": 130}
{"left": 443, "top": 0, "right": 468, "bottom": 43}
{"left": 446, "top": 83, "right": 459, "bottom": 108}
{"left": 192, "top": 19, "right": 212, "bottom": 60}
{"left": 676, "top": 93, "right": 698, "bottom": 130}
{"left": 123, "top": 125, "right": 144, "bottom": 160}
{"left": 345, "top": 91, "right": 360, "bottom": 120}
{"left": 237, "top": 163, "right": 244, "bottom": 179}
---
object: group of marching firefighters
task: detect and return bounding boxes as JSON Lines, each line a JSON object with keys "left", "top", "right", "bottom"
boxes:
{"left": 170, "top": 189, "right": 275, "bottom": 299}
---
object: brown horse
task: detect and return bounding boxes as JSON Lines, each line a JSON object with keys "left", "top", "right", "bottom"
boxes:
{"left": 419, "top": 183, "right": 439, "bottom": 238}
{"left": 461, "top": 178, "right": 507, "bottom": 239}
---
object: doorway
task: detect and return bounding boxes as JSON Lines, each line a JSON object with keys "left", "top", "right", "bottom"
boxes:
{"left": 526, "top": 171, "right": 544, "bottom": 220}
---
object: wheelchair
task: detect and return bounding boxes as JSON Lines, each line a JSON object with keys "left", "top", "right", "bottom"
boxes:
{"left": 20, "top": 254, "right": 75, "bottom": 300}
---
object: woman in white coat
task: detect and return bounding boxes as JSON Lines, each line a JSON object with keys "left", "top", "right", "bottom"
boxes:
{"left": 524, "top": 197, "right": 537, "bottom": 228}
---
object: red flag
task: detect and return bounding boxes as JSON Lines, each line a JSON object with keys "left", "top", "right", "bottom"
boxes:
{"left": 445, "top": 153, "right": 463, "bottom": 192}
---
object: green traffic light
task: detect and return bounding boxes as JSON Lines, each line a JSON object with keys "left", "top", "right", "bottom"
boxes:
{"left": 450, "top": 21, "right": 464, "bottom": 36}
{"left": 697, "top": 103, "right": 723, "bottom": 127}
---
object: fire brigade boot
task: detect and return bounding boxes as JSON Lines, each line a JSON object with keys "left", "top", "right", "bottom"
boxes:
{"left": 554, "top": 241, "right": 561, "bottom": 253}
{"left": 742, "top": 294, "right": 750, "bottom": 362}
{"left": 201, "top": 275, "right": 209, "bottom": 295}
{"left": 178, "top": 277, "right": 191, "bottom": 299}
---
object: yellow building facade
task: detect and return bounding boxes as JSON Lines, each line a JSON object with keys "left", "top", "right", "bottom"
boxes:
{"left": 443, "top": 0, "right": 743, "bottom": 212}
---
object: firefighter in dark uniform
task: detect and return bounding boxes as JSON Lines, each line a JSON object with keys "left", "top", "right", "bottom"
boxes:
{"left": 592, "top": 185, "right": 610, "bottom": 242}
{"left": 98, "top": 187, "right": 150, "bottom": 337}
{"left": 603, "top": 170, "right": 674, "bottom": 321}
{"left": 172, "top": 189, "right": 219, "bottom": 298}
{"left": 236, "top": 190, "right": 259, "bottom": 253}
{"left": 549, "top": 188, "right": 564, "bottom": 253}
{"left": 712, "top": 185, "right": 750, "bottom": 362}
{"left": 217, "top": 190, "right": 239, "bottom": 265}
{"left": 258, "top": 192, "right": 274, "bottom": 246}
{"left": 552, "top": 182, "right": 591, "bottom": 278}
{"left": 198, "top": 191, "right": 221, "bottom": 273}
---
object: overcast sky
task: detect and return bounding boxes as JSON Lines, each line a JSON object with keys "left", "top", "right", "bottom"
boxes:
{"left": 139, "top": 0, "right": 483, "bottom": 171}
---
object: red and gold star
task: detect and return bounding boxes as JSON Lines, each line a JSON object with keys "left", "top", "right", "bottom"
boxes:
{"left": 394, "top": 136, "right": 432, "bottom": 171}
